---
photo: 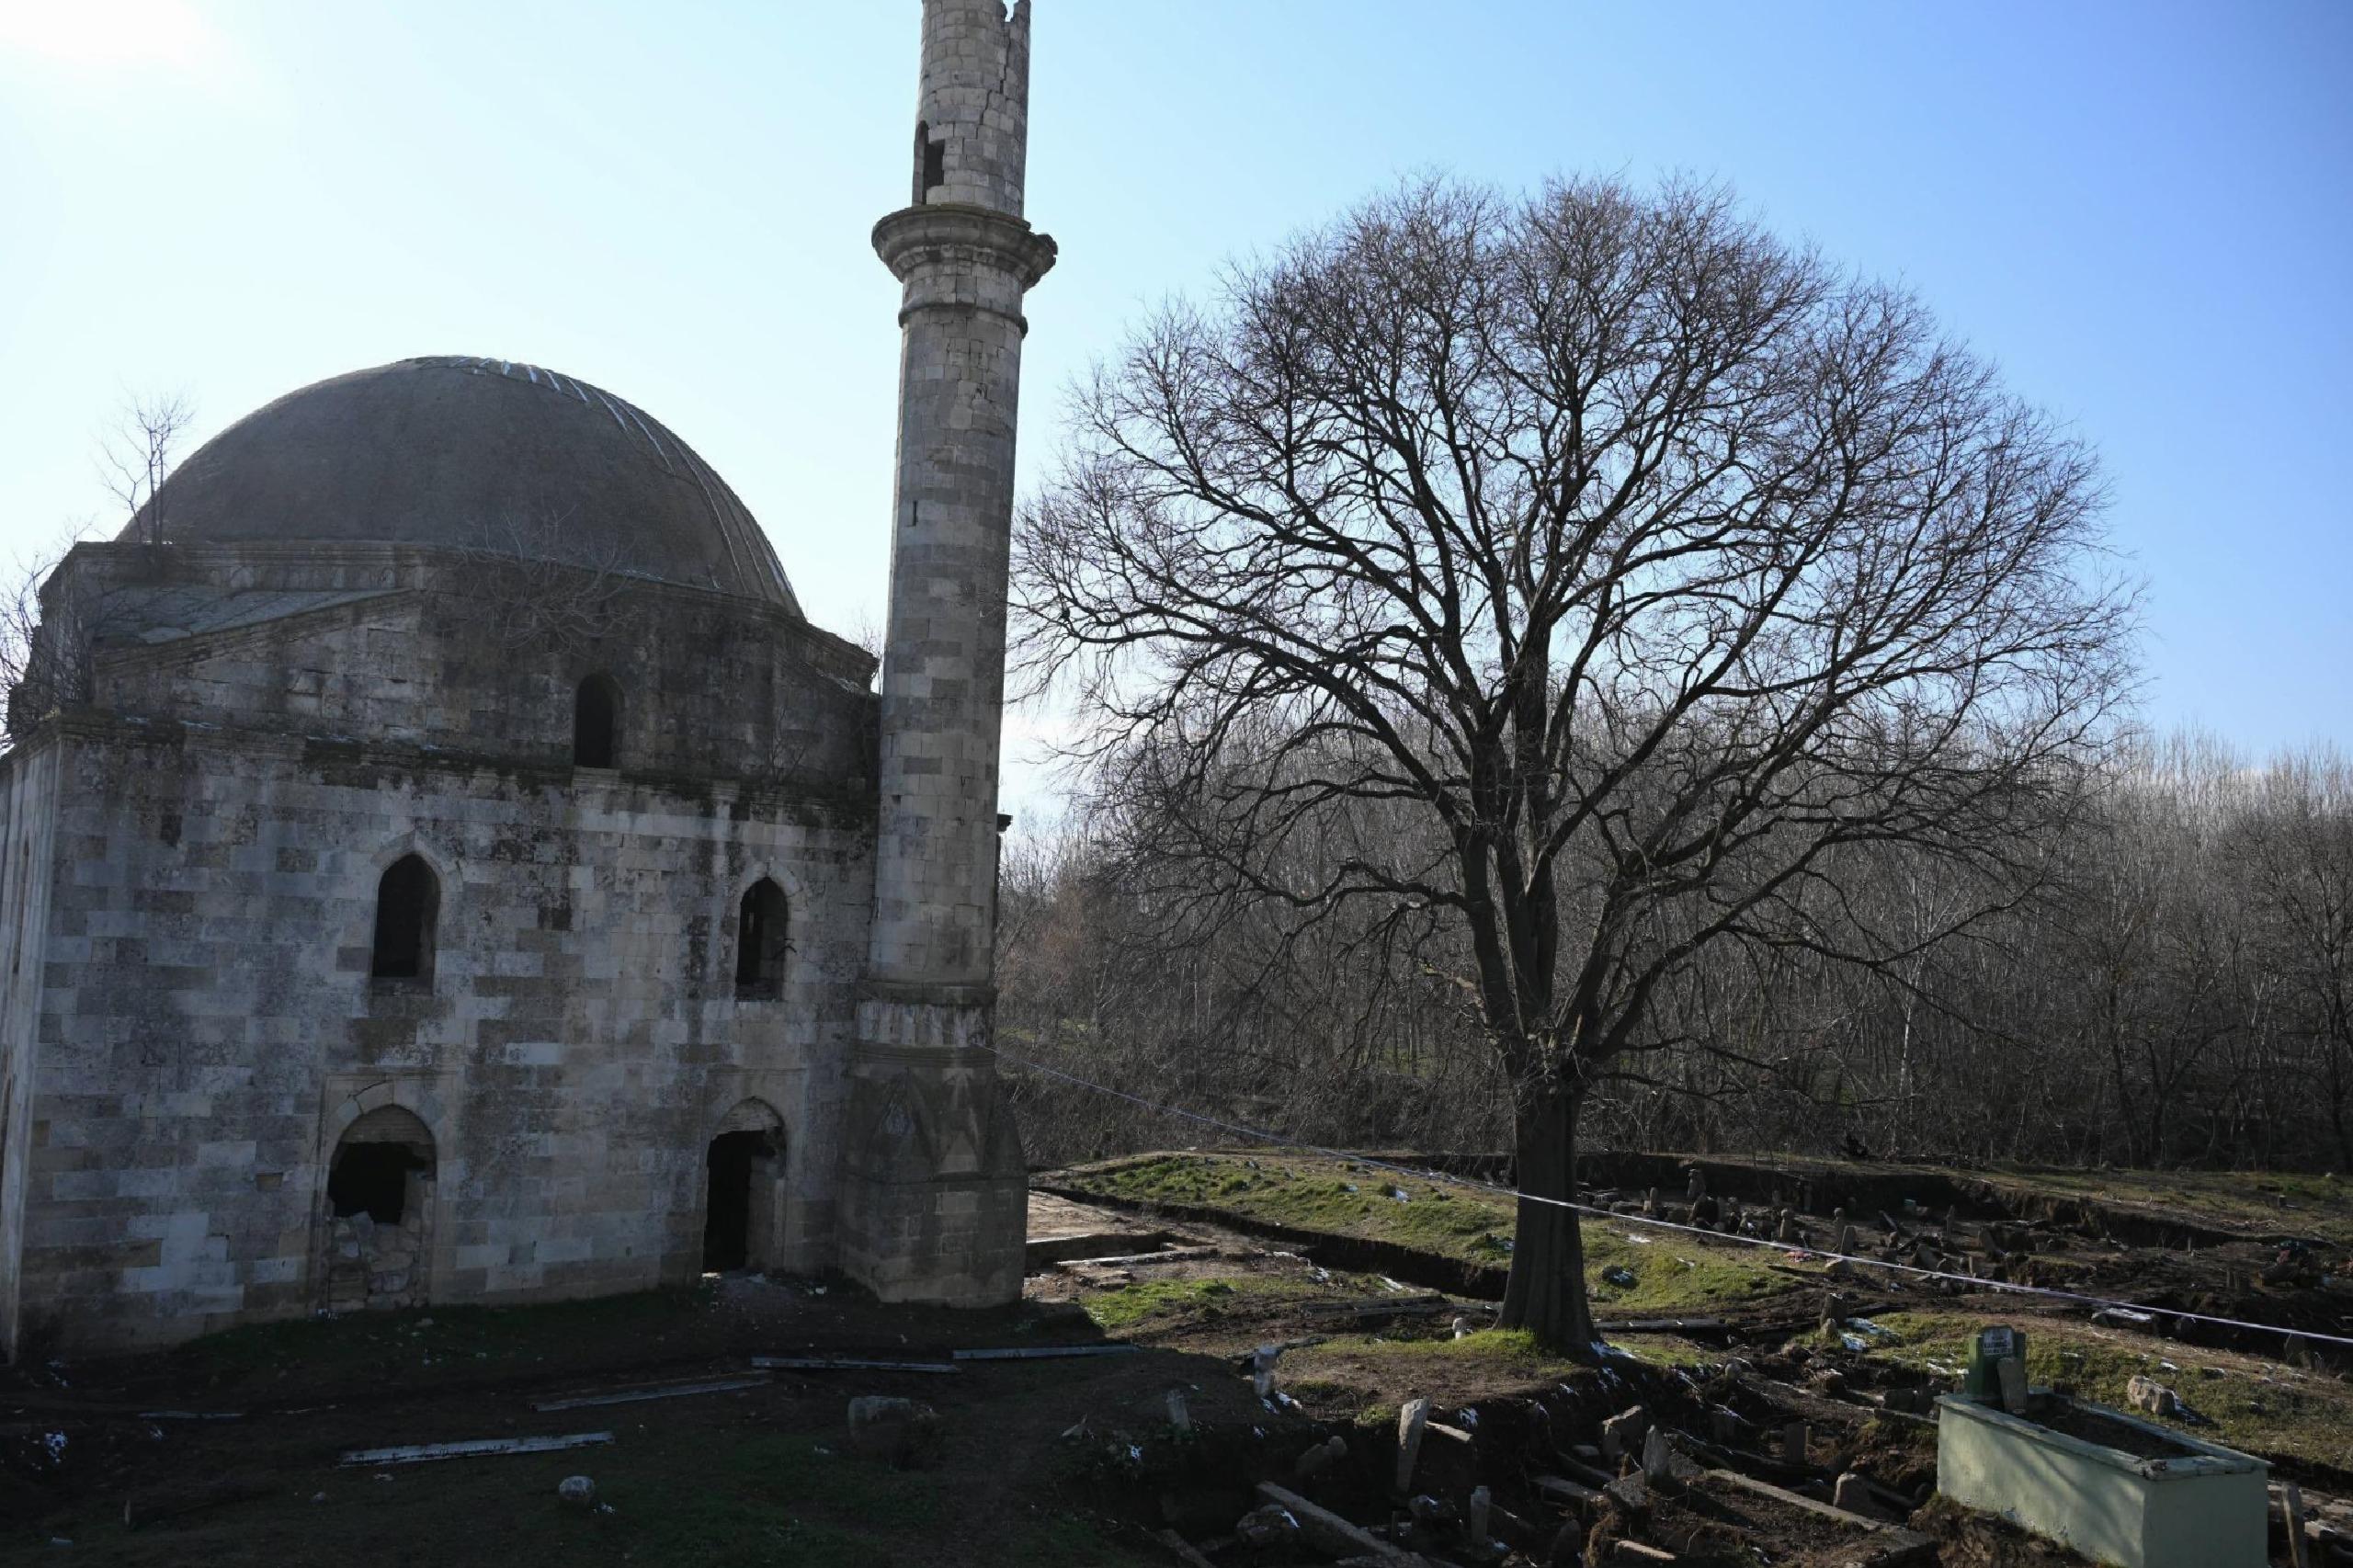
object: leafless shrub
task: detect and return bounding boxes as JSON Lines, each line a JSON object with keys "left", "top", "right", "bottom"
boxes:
{"left": 100, "top": 392, "right": 195, "bottom": 546}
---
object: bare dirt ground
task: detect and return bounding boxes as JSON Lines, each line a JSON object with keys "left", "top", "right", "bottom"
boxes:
{"left": 0, "top": 1162, "right": 2346, "bottom": 1566}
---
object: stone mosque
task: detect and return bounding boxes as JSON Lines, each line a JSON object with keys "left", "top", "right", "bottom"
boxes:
{"left": 0, "top": 0, "right": 1050, "bottom": 1352}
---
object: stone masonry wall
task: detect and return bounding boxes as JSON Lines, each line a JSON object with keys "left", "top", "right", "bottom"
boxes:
{"left": 0, "top": 740, "right": 63, "bottom": 1349}
{"left": 915, "top": 1, "right": 1031, "bottom": 216}
{"left": 0, "top": 546, "right": 880, "bottom": 1353}
{"left": 7, "top": 717, "right": 870, "bottom": 1352}
{"left": 69, "top": 541, "right": 874, "bottom": 794}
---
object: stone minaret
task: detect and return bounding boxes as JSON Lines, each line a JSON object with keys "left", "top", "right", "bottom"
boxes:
{"left": 836, "top": 0, "right": 1055, "bottom": 1305}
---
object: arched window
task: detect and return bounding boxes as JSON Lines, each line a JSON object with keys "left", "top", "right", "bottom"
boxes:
{"left": 734, "top": 878, "right": 788, "bottom": 999}
{"left": 574, "top": 673, "right": 620, "bottom": 768}
{"left": 370, "top": 854, "right": 439, "bottom": 983}
{"left": 914, "top": 119, "right": 944, "bottom": 203}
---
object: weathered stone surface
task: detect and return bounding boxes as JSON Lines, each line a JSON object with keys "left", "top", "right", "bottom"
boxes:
{"left": 846, "top": 1395, "right": 941, "bottom": 1467}
{"left": 0, "top": 535, "right": 878, "bottom": 1354}
{"left": 0, "top": 0, "right": 1054, "bottom": 1357}
{"left": 835, "top": 0, "right": 1052, "bottom": 1308}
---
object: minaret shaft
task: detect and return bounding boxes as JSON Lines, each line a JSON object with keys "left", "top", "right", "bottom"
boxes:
{"left": 837, "top": 0, "right": 1052, "bottom": 1307}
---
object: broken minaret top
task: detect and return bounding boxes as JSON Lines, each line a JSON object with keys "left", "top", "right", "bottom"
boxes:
{"left": 911, "top": 0, "right": 1031, "bottom": 217}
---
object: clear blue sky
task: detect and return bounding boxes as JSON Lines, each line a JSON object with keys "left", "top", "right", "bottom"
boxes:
{"left": 2, "top": 1, "right": 2347, "bottom": 816}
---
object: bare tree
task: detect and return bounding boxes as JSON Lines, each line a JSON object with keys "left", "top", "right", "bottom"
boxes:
{"left": 0, "top": 523, "right": 106, "bottom": 752}
{"left": 1012, "top": 176, "right": 2133, "bottom": 1351}
{"left": 458, "top": 508, "right": 643, "bottom": 656}
{"left": 100, "top": 392, "right": 196, "bottom": 546}
{"left": 2241, "top": 745, "right": 2353, "bottom": 1167}
{"left": 6, "top": 390, "right": 192, "bottom": 745}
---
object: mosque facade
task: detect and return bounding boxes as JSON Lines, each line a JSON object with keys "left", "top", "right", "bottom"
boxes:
{"left": 0, "top": 0, "right": 1048, "bottom": 1353}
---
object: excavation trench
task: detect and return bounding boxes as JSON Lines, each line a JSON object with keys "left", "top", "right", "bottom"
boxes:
{"left": 1029, "top": 1180, "right": 1510, "bottom": 1300}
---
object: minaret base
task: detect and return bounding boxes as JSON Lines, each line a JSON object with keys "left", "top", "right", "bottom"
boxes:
{"left": 835, "top": 1010, "right": 1026, "bottom": 1305}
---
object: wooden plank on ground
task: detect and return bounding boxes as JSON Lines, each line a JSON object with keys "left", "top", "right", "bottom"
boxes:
{"left": 1735, "top": 1371, "right": 1915, "bottom": 1430}
{"left": 1255, "top": 1482, "right": 1415, "bottom": 1561}
{"left": 951, "top": 1344, "right": 1141, "bottom": 1361}
{"left": 341, "top": 1431, "right": 613, "bottom": 1467}
{"left": 1701, "top": 1470, "right": 1933, "bottom": 1564}
{"left": 750, "top": 1356, "right": 960, "bottom": 1374}
{"left": 1550, "top": 1450, "right": 1617, "bottom": 1488}
{"left": 1056, "top": 1244, "right": 1221, "bottom": 1270}
{"left": 1533, "top": 1473, "right": 1606, "bottom": 1509}
{"left": 532, "top": 1374, "right": 769, "bottom": 1411}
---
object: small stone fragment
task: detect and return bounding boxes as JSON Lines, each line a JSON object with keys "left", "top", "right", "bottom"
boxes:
{"left": 1233, "top": 1503, "right": 1300, "bottom": 1548}
{"left": 1833, "top": 1471, "right": 1897, "bottom": 1521}
{"left": 2125, "top": 1374, "right": 2181, "bottom": 1418}
{"left": 846, "top": 1395, "right": 940, "bottom": 1467}
{"left": 1293, "top": 1434, "right": 1347, "bottom": 1478}
{"left": 557, "top": 1474, "right": 596, "bottom": 1509}
{"left": 1599, "top": 1403, "right": 1647, "bottom": 1461}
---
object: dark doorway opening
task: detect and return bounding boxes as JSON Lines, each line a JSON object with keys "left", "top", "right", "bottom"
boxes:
{"left": 574, "top": 673, "right": 620, "bottom": 767}
{"left": 329, "top": 1141, "right": 422, "bottom": 1224}
{"left": 702, "top": 1131, "right": 768, "bottom": 1272}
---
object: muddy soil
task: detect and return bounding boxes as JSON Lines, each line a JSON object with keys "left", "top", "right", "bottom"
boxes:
{"left": 2, "top": 1170, "right": 2340, "bottom": 1567}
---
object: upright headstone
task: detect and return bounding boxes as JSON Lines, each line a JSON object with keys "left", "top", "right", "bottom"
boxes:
{"left": 1395, "top": 1396, "right": 1431, "bottom": 1493}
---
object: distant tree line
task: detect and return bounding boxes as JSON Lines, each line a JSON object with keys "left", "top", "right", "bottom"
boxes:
{"left": 999, "top": 729, "right": 2352, "bottom": 1176}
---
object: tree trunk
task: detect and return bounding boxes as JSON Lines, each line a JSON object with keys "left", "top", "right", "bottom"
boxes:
{"left": 1497, "top": 1084, "right": 1597, "bottom": 1357}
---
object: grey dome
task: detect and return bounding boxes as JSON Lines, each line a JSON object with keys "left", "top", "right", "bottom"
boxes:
{"left": 122, "top": 357, "right": 800, "bottom": 614}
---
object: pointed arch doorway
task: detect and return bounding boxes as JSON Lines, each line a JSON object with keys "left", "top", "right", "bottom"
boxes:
{"left": 702, "top": 1100, "right": 786, "bottom": 1274}
{"left": 323, "top": 1104, "right": 436, "bottom": 1312}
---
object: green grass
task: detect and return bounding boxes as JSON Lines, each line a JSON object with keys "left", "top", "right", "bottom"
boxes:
{"left": 1609, "top": 1332, "right": 1716, "bottom": 1368}
{"left": 1301, "top": 1324, "right": 1709, "bottom": 1371}
{"left": 1864, "top": 1310, "right": 2353, "bottom": 1471}
{"left": 1285, "top": 1325, "right": 1591, "bottom": 1390}
{"left": 1072, "top": 1154, "right": 1517, "bottom": 1261}
{"left": 1580, "top": 1226, "right": 1799, "bottom": 1314}
{"left": 1984, "top": 1166, "right": 2353, "bottom": 1244}
{"left": 1065, "top": 1153, "right": 1810, "bottom": 1315}
{"left": 1334, "top": 1326, "right": 1559, "bottom": 1364}
{"left": 1079, "top": 1272, "right": 1327, "bottom": 1331}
